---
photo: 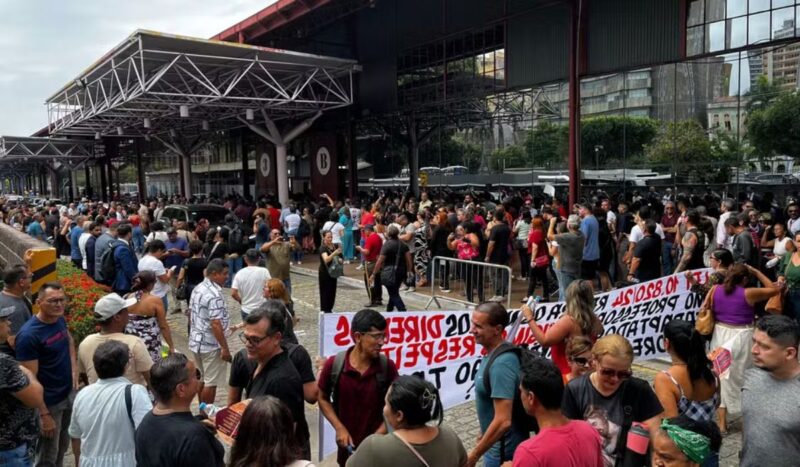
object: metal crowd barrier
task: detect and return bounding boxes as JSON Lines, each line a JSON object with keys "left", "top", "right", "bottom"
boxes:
{"left": 425, "top": 256, "right": 512, "bottom": 310}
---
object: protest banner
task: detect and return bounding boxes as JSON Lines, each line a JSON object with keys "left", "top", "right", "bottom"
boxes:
{"left": 318, "top": 269, "right": 710, "bottom": 459}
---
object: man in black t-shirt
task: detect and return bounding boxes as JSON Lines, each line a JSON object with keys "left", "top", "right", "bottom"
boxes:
{"left": 629, "top": 219, "right": 662, "bottom": 283}
{"left": 485, "top": 209, "right": 511, "bottom": 301}
{"left": 226, "top": 301, "right": 311, "bottom": 459}
{"left": 135, "top": 353, "right": 224, "bottom": 467}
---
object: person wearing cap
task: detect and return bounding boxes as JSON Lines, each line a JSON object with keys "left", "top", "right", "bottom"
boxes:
{"left": 231, "top": 249, "right": 271, "bottom": 322}
{"left": 77, "top": 293, "right": 154, "bottom": 387}
{"left": 355, "top": 224, "right": 383, "bottom": 307}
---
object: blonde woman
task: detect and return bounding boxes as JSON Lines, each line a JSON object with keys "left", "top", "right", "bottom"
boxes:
{"left": 562, "top": 334, "right": 664, "bottom": 467}
{"left": 520, "top": 280, "right": 603, "bottom": 376}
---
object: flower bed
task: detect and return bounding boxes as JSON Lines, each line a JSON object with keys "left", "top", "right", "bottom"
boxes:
{"left": 56, "top": 259, "right": 110, "bottom": 344}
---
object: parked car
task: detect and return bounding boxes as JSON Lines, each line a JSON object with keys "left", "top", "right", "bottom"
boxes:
{"left": 156, "top": 204, "right": 252, "bottom": 236}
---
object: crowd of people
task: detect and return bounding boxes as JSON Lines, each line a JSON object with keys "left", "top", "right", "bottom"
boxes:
{"left": 0, "top": 186, "right": 799, "bottom": 467}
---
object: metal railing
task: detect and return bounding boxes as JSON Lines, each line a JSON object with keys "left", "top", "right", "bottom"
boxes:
{"left": 425, "top": 256, "right": 512, "bottom": 310}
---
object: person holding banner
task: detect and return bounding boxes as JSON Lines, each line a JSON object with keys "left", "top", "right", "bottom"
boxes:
{"left": 318, "top": 309, "right": 399, "bottom": 467}
{"left": 520, "top": 280, "right": 603, "bottom": 377}
{"left": 346, "top": 376, "right": 466, "bottom": 467}
{"left": 562, "top": 334, "right": 663, "bottom": 467}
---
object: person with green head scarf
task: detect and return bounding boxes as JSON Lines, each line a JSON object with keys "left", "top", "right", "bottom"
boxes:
{"left": 652, "top": 415, "right": 722, "bottom": 467}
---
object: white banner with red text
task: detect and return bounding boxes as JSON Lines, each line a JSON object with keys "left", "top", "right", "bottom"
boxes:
{"left": 317, "top": 269, "right": 711, "bottom": 459}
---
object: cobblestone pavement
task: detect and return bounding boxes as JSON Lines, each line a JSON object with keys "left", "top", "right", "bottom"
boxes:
{"left": 66, "top": 266, "right": 742, "bottom": 466}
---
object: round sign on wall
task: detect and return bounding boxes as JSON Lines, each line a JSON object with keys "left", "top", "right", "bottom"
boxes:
{"left": 316, "top": 146, "right": 331, "bottom": 176}
{"left": 259, "top": 153, "right": 271, "bottom": 177}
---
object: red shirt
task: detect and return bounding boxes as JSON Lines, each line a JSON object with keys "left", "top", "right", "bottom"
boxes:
{"left": 513, "top": 420, "right": 603, "bottom": 467}
{"left": 318, "top": 347, "right": 399, "bottom": 465}
{"left": 268, "top": 207, "right": 281, "bottom": 230}
{"left": 361, "top": 211, "right": 375, "bottom": 229}
{"left": 363, "top": 232, "right": 383, "bottom": 262}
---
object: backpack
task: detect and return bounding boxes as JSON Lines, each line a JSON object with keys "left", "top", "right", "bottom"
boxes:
{"left": 329, "top": 350, "right": 389, "bottom": 409}
{"left": 297, "top": 218, "right": 311, "bottom": 237}
{"left": 228, "top": 225, "right": 246, "bottom": 254}
{"left": 481, "top": 342, "right": 539, "bottom": 459}
{"left": 98, "top": 241, "right": 123, "bottom": 285}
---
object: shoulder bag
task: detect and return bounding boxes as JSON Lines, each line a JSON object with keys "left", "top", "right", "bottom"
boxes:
{"left": 327, "top": 250, "right": 344, "bottom": 278}
{"left": 392, "top": 432, "right": 430, "bottom": 467}
{"left": 695, "top": 285, "right": 717, "bottom": 336}
{"left": 380, "top": 241, "right": 402, "bottom": 287}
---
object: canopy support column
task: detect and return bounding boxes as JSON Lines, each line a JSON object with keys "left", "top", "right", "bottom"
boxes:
{"left": 238, "top": 111, "right": 322, "bottom": 205}
{"left": 155, "top": 134, "right": 205, "bottom": 200}
{"left": 136, "top": 139, "right": 146, "bottom": 204}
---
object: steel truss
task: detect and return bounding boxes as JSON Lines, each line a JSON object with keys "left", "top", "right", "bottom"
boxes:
{"left": 46, "top": 30, "right": 358, "bottom": 137}
{"left": 0, "top": 137, "right": 95, "bottom": 163}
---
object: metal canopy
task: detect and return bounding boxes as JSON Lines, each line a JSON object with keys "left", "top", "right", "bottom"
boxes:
{"left": 0, "top": 136, "right": 95, "bottom": 163}
{"left": 46, "top": 29, "right": 359, "bottom": 137}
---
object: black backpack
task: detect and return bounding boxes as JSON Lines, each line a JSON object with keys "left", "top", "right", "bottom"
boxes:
{"left": 297, "top": 218, "right": 311, "bottom": 237}
{"left": 228, "top": 225, "right": 246, "bottom": 254}
{"left": 482, "top": 342, "right": 539, "bottom": 459}
{"left": 329, "top": 350, "right": 389, "bottom": 409}
{"left": 98, "top": 242, "right": 123, "bottom": 285}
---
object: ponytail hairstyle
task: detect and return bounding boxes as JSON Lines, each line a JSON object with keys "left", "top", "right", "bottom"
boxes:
{"left": 387, "top": 375, "right": 444, "bottom": 428}
{"left": 131, "top": 270, "right": 156, "bottom": 293}
{"left": 722, "top": 264, "right": 749, "bottom": 295}
{"left": 664, "top": 319, "right": 715, "bottom": 384}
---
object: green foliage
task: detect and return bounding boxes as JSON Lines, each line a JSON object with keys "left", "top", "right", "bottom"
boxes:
{"left": 744, "top": 75, "right": 784, "bottom": 113}
{"left": 522, "top": 121, "right": 569, "bottom": 168}
{"left": 747, "top": 91, "right": 800, "bottom": 158}
{"left": 419, "top": 131, "right": 482, "bottom": 172}
{"left": 645, "top": 120, "right": 712, "bottom": 167}
{"left": 580, "top": 116, "right": 658, "bottom": 167}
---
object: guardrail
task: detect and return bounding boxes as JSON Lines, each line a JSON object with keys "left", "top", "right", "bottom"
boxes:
{"left": 0, "top": 223, "right": 56, "bottom": 294}
{"left": 425, "top": 256, "right": 512, "bottom": 310}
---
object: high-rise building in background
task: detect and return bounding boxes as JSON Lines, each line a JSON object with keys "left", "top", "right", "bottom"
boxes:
{"left": 762, "top": 19, "right": 800, "bottom": 91}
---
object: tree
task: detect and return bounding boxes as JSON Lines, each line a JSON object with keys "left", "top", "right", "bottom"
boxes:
{"left": 523, "top": 121, "right": 569, "bottom": 168}
{"left": 747, "top": 92, "right": 800, "bottom": 158}
{"left": 744, "top": 75, "right": 784, "bottom": 113}
{"left": 645, "top": 120, "right": 713, "bottom": 177}
{"left": 580, "top": 116, "right": 658, "bottom": 168}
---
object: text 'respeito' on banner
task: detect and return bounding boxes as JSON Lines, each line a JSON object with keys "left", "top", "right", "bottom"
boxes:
{"left": 318, "top": 269, "right": 710, "bottom": 459}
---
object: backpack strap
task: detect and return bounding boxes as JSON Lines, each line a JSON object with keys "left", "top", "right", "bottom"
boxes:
{"left": 329, "top": 350, "right": 348, "bottom": 409}
{"left": 375, "top": 354, "right": 389, "bottom": 394}
{"left": 482, "top": 342, "right": 516, "bottom": 395}
{"left": 124, "top": 384, "right": 135, "bottom": 430}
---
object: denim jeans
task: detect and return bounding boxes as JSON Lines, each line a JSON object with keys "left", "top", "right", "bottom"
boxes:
{"left": 559, "top": 271, "right": 579, "bottom": 301}
{"left": 226, "top": 256, "right": 243, "bottom": 287}
{"left": 283, "top": 278, "right": 292, "bottom": 296}
{"left": 132, "top": 226, "right": 145, "bottom": 254}
{"left": 0, "top": 443, "right": 31, "bottom": 467}
{"left": 662, "top": 240, "right": 675, "bottom": 276}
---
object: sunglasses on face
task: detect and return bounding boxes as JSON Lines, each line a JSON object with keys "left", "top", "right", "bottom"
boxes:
{"left": 570, "top": 356, "right": 591, "bottom": 367}
{"left": 597, "top": 367, "right": 632, "bottom": 380}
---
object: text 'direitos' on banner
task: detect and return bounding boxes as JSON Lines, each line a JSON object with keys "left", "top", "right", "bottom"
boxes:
{"left": 317, "top": 269, "right": 710, "bottom": 459}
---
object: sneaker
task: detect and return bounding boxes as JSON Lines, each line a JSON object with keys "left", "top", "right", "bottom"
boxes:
{"left": 440, "top": 288, "right": 451, "bottom": 293}
{"left": 297, "top": 261, "right": 302, "bottom": 265}
{"left": 400, "top": 284, "right": 409, "bottom": 291}
{"left": 364, "top": 302, "right": 378, "bottom": 307}
{"left": 405, "top": 286, "right": 416, "bottom": 293}
{"left": 489, "top": 295, "right": 504, "bottom": 302}
{"left": 355, "top": 264, "right": 364, "bottom": 270}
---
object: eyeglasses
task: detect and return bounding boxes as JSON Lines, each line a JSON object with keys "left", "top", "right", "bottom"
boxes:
{"left": 569, "top": 356, "right": 591, "bottom": 367}
{"left": 361, "top": 331, "right": 386, "bottom": 342}
{"left": 238, "top": 332, "right": 272, "bottom": 346}
{"left": 597, "top": 367, "right": 632, "bottom": 380}
{"left": 43, "top": 298, "right": 68, "bottom": 305}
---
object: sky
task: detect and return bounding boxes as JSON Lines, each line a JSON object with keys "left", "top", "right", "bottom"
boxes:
{"left": 0, "top": 0, "right": 276, "bottom": 136}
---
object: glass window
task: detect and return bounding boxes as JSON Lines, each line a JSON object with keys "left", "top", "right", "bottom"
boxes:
{"left": 749, "top": 0, "right": 769, "bottom": 13}
{"left": 707, "top": 20, "right": 727, "bottom": 52}
{"left": 749, "top": 11, "right": 771, "bottom": 44}
{"left": 707, "top": 0, "right": 726, "bottom": 21}
{"left": 773, "top": 7, "right": 796, "bottom": 39}
{"left": 774, "top": 0, "right": 793, "bottom": 8}
{"left": 728, "top": 16, "right": 748, "bottom": 47}
{"left": 688, "top": 26, "right": 705, "bottom": 56}
{"left": 725, "top": 0, "right": 745, "bottom": 18}
{"left": 688, "top": 0, "right": 705, "bottom": 26}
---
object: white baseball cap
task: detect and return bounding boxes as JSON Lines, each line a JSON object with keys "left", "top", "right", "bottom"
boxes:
{"left": 94, "top": 293, "right": 137, "bottom": 321}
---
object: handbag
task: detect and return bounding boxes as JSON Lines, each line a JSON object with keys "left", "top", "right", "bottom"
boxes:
{"left": 765, "top": 288, "right": 784, "bottom": 314}
{"left": 175, "top": 282, "right": 188, "bottom": 301}
{"left": 380, "top": 241, "right": 402, "bottom": 287}
{"left": 533, "top": 254, "right": 550, "bottom": 268}
{"left": 327, "top": 255, "right": 344, "bottom": 278}
{"left": 695, "top": 285, "right": 717, "bottom": 336}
